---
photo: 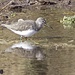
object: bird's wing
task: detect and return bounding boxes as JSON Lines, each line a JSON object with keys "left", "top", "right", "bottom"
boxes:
{"left": 10, "top": 20, "right": 36, "bottom": 31}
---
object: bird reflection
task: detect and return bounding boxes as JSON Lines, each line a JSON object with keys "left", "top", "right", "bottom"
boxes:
{"left": 5, "top": 41, "right": 44, "bottom": 60}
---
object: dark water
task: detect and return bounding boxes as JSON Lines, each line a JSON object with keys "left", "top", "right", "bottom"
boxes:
{"left": 0, "top": 9, "right": 75, "bottom": 75}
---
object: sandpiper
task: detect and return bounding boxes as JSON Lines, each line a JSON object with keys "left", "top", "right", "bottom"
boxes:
{"left": 1, "top": 17, "right": 46, "bottom": 39}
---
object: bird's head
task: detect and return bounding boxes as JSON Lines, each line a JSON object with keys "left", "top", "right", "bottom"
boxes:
{"left": 36, "top": 17, "right": 46, "bottom": 27}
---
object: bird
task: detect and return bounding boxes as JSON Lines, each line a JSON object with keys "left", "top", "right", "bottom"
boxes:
{"left": 1, "top": 17, "right": 46, "bottom": 39}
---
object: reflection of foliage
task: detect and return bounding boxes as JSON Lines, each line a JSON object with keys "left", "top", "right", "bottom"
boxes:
{"left": 60, "top": 15, "right": 75, "bottom": 29}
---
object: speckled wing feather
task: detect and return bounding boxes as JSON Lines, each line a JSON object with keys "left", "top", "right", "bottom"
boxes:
{"left": 10, "top": 20, "right": 37, "bottom": 31}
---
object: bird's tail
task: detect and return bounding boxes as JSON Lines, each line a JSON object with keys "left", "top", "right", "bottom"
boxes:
{"left": 1, "top": 24, "right": 11, "bottom": 30}
{"left": 1, "top": 24, "right": 9, "bottom": 28}
{"left": 1, "top": 24, "right": 6, "bottom": 26}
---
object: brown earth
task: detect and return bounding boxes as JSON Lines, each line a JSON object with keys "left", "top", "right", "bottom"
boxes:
{"left": 0, "top": 0, "right": 75, "bottom": 22}
{"left": 0, "top": 0, "right": 75, "bottom": 11}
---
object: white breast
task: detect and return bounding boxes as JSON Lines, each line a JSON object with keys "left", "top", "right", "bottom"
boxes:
{"left": 10, "top": 29, "right": 37, "bottom": 37}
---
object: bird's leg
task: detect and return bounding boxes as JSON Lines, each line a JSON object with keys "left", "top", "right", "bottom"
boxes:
{"left": 20, "top": 35, "right": 23, "bottom": 42}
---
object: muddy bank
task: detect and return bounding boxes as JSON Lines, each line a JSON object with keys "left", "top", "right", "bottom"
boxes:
{"left": 0, "top": 0, "right": 75, "bottom": 12}
{"left": 0, "top": 0, "right": 75, "bottom": 22}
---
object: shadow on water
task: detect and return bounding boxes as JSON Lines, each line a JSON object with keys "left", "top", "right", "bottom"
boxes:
{"left": 1, "top": 39, "right": 75, "bottom": 75}
{"left": 5, "top": 41, "right": 45, "bottom": 60}
{"left": 0, "top": 41, "right": 47, "bottom": 75}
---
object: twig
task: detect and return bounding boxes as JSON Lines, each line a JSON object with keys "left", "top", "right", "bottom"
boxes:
{"left": 0, "top": 0, "right": 13, "bottom": 12}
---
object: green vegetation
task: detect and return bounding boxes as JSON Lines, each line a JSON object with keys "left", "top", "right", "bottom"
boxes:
{"left": 60, "top": 15, "right": 75, "bottom": 28}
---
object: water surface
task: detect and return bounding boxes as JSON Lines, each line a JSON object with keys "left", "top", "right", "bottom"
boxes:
{"left": 0, "top": 9, "right": 75, "bottom": 75}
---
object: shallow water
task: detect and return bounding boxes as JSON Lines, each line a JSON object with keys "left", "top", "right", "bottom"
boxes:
{"left": 0, "top": 9, "right": 75, "bottom": 75}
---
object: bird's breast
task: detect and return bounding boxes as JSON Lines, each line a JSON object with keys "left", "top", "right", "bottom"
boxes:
{"left": 10, "top": 29, "right": 37, "bottom": 37}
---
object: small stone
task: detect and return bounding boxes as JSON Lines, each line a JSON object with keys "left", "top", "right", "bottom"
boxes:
{"left": 0, "top": 69, "right": 3, "bottom": 74}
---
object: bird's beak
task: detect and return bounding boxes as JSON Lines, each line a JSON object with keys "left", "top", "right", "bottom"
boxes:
{"left": 44, "top": 24, "right": 53, "bottom": 29}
